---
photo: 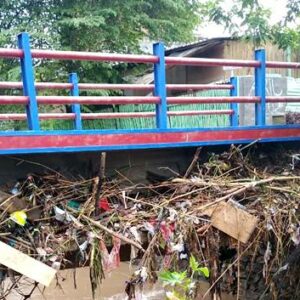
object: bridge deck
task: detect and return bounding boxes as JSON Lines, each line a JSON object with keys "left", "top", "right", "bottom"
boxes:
{"left": 0, "top": 126, "right": 299, "bottom": 155}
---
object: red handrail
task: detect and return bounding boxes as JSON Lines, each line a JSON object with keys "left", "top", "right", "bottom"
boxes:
{"left": 0, "top": 95, "right": 260, "bottom": 105}
{"left": 167, "top": 96, "right": 260, "bottom": 104}
{"left": 0, "top": 110, "right": 233, "bottom": 121}
{"left": 0, "top": 49, "right": 23, "bottom": 58}
{"left": 0, "top": 81, "right": 233, "bottom": 91}
{"left": 165, "top": 57, "right": 260, "bottom": 67}
{"left": 0, "top": 96, "right": 28, "bottom": 104}
{"left": 0, "top": 48, "right": 300, "bottom": 69}
{"left": 267, "top": 96, "right": 300, "bottom": 102}
{"left": 266, "top": 62, "right": 300, "bottom": 69}
{"left": 0, "top": 48, "right": 158, "bottom": 63}
{"left": 0, "top": 113, "right": 75, "bottom": 120}
{"left": 1, "top": 95, "right": 298, "bottom": 106}
{"left": 167, "top": 84, "right": 233, "bottom": 91}
{"left": 0, "top": 95, "right": 160, "bottom": 105}
{"left": 0, "top": 82, "right": 72, "bottom": 90}
{"left": 36, "top": 96, "right": 160, "bottom": 105}
{"left": 31, "top": 50, "right": 159, "bottom": 63}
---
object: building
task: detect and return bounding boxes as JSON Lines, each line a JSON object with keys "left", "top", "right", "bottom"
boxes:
{"left": 130, "top": 37, "right": 300, "bottom": 94}
{"left": 127, "top": 37, "right": 300, "bottom": 125}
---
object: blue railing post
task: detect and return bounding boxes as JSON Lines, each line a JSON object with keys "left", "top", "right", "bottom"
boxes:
{"left": 69, "top": 73, "right": 82, "bottom": 130}
{"left": 18, "top": 32, "right": 39, "bottom": 130}
{"left": 254, "top": 49, "right": 266, "bottom": 126}
{"left": 153, "top": 42, "right": 167, "bottom": 129}
{"left": 230, "top": 76, "right": 239, "bottom": 126}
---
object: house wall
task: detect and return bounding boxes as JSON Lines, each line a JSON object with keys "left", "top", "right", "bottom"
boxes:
{"left": 130, "top": 39, "right": 300, "bottom": 97}
{"left": 238, "top": 76, "right": 288, "bottom": 126}
{"left": 223, "top": 40, "right": 300, "bottom": 79}
{"left": 167, "top": 40, "right": 300, "bottom": 91}
{"left": 167, "top": 43, "right": 225, "bottom": 91}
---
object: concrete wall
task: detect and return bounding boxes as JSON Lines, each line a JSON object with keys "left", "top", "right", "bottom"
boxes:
{"left": 238, "top": 76, "right": 288, "bottom": 126}
{"left": 0, "top": 148, "right": 196, "bottom": 188}
{"left": 167, "top": 44, "right": 225, "bottom": 94}
{"left": 0, "top": 142, "right": 299, "bottom": 189}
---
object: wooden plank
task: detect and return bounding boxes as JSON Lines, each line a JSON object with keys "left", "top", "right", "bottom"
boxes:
{"left": 210, "top": 201, "right": 258, "bottom": 243}
{"left": 0, "top": 241, "right": 56, "bottom": 286}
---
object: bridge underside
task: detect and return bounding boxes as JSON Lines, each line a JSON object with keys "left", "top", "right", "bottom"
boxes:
{"left": 0, "top": 125, "right": 299, "bottom": 155}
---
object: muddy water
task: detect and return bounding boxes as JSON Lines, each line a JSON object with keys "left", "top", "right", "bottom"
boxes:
{"left": 6, "top": 263, "right": 235, "bottom": 299}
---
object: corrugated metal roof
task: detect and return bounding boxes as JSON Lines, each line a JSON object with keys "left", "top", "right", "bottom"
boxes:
{"left": 135, "top": 37, "right": 233, "bottom": 85}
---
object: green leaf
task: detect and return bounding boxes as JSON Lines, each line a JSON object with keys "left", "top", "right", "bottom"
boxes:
{"left": 189, "top": 255, "right": 199, "bottom": 272}
{"left": 189, "top": 255, "right": 210, "bottom": 278}
{"left": 159, "top": 270, "right": 187, "bottom": 286}
{"left": 159, "top": 270, "right": 173, "bottom": 283}
{"left": 198, "top": 267, "right": 210, "bottom": 278}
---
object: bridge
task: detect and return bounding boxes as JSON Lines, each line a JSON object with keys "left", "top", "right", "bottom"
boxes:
{"left": 0, "top": 32, "right": 299, "bottom": 155}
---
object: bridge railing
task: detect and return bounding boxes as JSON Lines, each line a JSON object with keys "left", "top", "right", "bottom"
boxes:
{"left": 0, "top": 32, "right": 299, "bottom": 132}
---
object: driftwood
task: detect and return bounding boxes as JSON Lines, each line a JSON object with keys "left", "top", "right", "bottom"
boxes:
{"left": 80, "top": 213, "right": 144, "bottom": 252}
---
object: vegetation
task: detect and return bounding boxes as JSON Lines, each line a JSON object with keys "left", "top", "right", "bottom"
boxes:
{"left": 0, "top": 0, "right": 200, "bottom": 82}
{"left": 0, "top": 0, "right": 201, "bottom": 126}
{"left": 159, "top": 255, "right": 210, "bottom": 300}
{"left": 201, "top": 0, "right": 300, "bottom": 49}
{"left": 1, "top": 0, "right": 299, "bottom": 83}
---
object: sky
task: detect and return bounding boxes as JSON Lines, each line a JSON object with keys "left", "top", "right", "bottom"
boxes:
{"left": 199, "top": 0, "right": 288, "bottom": 38}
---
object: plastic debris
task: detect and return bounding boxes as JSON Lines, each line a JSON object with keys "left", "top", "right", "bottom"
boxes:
{"left": 100, "top": 237, "right": 121, "bottom": 273}
{"left": 54, "top": 206, "right": 76, "bottom": 223}
{"left": 129, "top": 226, "right": 142, "bottom": 243}
{"left": 98, "top": 197, "right": 111, "bottom": 211}
{"left": 67, "top": 200, "right": 81, "bottom": 210}
{"left": 10, "top": 182, "right": 21, "bottom": 195}
{"left": 10, "top": 210, "right": 27, "bottom": 226}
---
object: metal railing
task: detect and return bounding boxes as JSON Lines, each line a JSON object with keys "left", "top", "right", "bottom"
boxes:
{"left": 0, "top": 32, "right": 299, "bottom": 132}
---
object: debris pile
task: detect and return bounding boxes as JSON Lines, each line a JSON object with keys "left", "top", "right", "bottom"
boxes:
{"left": 0, "top": 145, "right": 299, "bottom": 299}
{"left": 286, "top": 111, "right": 300, "bottom": 124}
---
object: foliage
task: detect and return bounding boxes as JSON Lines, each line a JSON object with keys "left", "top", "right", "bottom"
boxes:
{"left": 57, "top": 0, "right": 199, "bottom": 51}
{"left": 0, "top": 0, "right": 200, "bottom": 82}
{"left": 0, "top": 0, "right": 299, "bottom": 83}
{"left": 159, "top": 255, "right": 209, "bottom": 300}
{"left": 0, "top": 0, "right": 201, "bottom": 119}
{"left": 201, "top": 0, "right": 300, "bottom": 49}
{"left": 159, "top": 270, "right": 189, "bottom": 287}
{"left": 189, "top": 255, "right": 210, "bottom": 278}
{"left": 0, "top": 0, "right": 299, "bottom": 85}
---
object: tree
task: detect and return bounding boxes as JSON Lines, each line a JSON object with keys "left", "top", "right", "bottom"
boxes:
{"left": 272, "top": 0, "right": 300, "bottom": 49}
{"left": 0, "top": 0, "right": 201, "bottom": 122}
{"left": 0, "top": 0, "right": 200, "bottom": 82}
{"left": 201, "top": 0, "right": 300, "bottom": 49}
{"left": 0, "top": 0, "right": 299, "bottom": 85}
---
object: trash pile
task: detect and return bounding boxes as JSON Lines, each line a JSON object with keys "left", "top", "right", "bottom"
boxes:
{"left": 0, "top": 145, "right": 299, "bottom": 299}
{"left": 286, "top": 111, "right": 300, "bottom": 124}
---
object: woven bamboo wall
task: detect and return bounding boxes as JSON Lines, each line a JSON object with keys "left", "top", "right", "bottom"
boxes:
{"left": 223, "top": 40, "right": 300, "bottom": 79}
